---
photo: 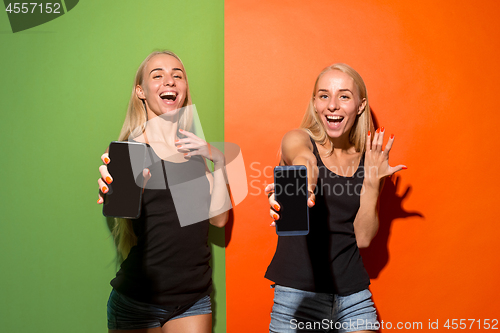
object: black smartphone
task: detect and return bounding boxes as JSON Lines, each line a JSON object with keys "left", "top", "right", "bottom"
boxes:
{"left": 274, "top": 165, "right": 309, "bottom": 236}
{"left": 102, "top": 141, "right": 148, "bottom": 219}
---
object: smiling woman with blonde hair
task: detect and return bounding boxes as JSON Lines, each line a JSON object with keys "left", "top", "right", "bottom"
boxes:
{"left": 265, "top": 63, "right": 406, "bottom": 333}
{"left": 97, "top": 50, "right": 230, "bottom": 333}
{"left": 118, "top": 51, "right": 193, "bottom": 143}
{"left": 300, "top": 63, "right": 372, "bottom": 155}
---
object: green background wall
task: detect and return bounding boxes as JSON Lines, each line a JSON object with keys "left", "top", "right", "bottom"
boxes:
{"left": 0, "top": 1, "right": 225, "bottom": 332}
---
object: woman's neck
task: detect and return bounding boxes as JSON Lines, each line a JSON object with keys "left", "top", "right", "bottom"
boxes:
{"left": 143, "top": 113, "right": 179, "bottom": 146}
{"left": 327, "top": 134, "right": 356, "bottom": 156}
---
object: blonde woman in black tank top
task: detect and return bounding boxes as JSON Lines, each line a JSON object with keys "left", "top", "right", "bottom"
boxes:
{"left": 265, "top": 64, "right": 406, "bottom": 333}
{"left": 96, "top": 51, "right": 230, "bottom": 333}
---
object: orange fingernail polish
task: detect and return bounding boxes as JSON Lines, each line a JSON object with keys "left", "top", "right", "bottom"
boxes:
{"left": 368, "top": 131, "right": 371, "bottom": 136}
{"left": 97, "top": 198, "right": 101, "bottom": 204}
{"left": 274, "top": 204, "right": 280, "bottom": 211}
{"left": 376, "top": 128, "right": 380, "bottom": 133}
{"left": 381, "top": 127, "right": 385, "bottom": 132}
{"left": 175, "top": 140, "right": 180, "bottom": 143}
{"left": 273, "top": 214, "right": 279, "bottom": 220}
{"left": 102, "top": 186, "right": 108, "bottom": 193}
{"left": 105, "top": 176, "right": 112, "bottom": 184}
{"left": 104, "top": 157, "right": 110, "bottom": 164}
{"left": 390, "top": 134, "right": 394, "bottom": 139}
{"left": 402, "top": 166, "right": 408, "bottom": 170}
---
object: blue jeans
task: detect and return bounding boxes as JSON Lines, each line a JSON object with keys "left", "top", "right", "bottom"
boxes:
{"left": 107, "top": 289, "right": 212, "bottom": 330}
{"left": 270, "top": 285, "right": 379, "bottom": 333}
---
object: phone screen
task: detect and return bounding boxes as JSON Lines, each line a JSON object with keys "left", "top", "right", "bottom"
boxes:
{"left": 103, "top": 141, "right": 147, "bottom": 219}
{"left": 274, "top": 165, "right": 309, "bottom": 236}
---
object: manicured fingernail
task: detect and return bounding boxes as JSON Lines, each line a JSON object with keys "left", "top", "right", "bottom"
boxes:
{"left": 175, "top": 140, "right": 180, "bottom": 143}
{"left": 273, "top": 204, "right": 280, "bottom": 211}
{"left": 381, "top": 127, "right": 385, "bottom": 132}
{"left": 390, "top": 134, "right": 394, "bottom": 139}
{"left": 105, "top": 176, "right": 112, "bottom": 184}
{"left": 104, "top": 157, "right": 110, "bottom": 164}
{"left": 97, "top": 198, "right": 102, "bottom": 204}
{"left": 368, "top": 131, "right": 371, "bottom": 136}
{"left": 102, "top": 186, "right": 108, "bottom": 193}
{"left": 273, "top": 213, "right": 279, "bottom": 220}
{"left": 177, "top": 145, "right": 183, "bottom": 149}
{"left": 402, "top": 166, "right": 408, "bottom": 170}
{"left": 179, "top": 129, "right": 184, "bottom": 132}
{"left": 376, "top": 128, "right": 380, "bottom": 133}
{"left": 184, "top": 153, "right": 188, "bottom": 156}
{"left": 270, "top": 222, "right": 275, "bottom": 227}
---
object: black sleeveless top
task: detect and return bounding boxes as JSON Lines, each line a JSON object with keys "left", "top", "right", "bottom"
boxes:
{"left": 265, "top": 137, "right": 370, "bottom": 295}
{"left": 110, "top": 146, "right": 212, "bottom": 308}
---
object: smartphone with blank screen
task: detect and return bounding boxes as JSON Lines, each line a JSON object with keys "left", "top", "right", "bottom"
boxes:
{"left": 274, "top": 165, "right": 309, "bottom": 236}
{"left": 103, "top": 141, "right": 148, "bottom": 219}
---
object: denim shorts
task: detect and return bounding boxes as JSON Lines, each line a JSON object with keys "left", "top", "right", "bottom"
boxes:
{"left": 270, "top": 285, "right": 379, "bottom": 333}
{"left": 107, "top": 289, "right": 212, "bottom": 330}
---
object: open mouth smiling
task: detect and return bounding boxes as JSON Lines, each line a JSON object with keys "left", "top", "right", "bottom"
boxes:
{"left": 159, "top": 91, "right": 178, "bottom": 102}
{"left": 326, "top": 115, "right": 344, "bottom": 123}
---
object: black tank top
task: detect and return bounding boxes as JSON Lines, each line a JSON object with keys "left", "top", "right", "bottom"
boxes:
{"left": 110, "top": 146, "right": 212, "bottom": 308}
{"left": 265, "top": 136, "right": 370, "bottom": 295}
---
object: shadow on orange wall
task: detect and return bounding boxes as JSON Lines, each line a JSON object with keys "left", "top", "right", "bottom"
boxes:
{"left": 360, "top": 112, "right": 424, "bottom": 279}
{"left": 360, "top": 174, "right": 424, "bottom": 278}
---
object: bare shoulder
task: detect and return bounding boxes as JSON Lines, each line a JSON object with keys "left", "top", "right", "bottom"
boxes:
{"left": 280, "top": 129, "right": 315, "bottom": 165}
{"left": 281, "top": 129, "right": 313, "bottom": 151}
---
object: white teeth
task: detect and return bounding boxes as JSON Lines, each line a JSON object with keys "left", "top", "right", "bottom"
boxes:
{"left": 326, "top": 116, "right": 344, "bottom": 120}
{"left": 160, "top": 91, "right": 177, "bottom": 97}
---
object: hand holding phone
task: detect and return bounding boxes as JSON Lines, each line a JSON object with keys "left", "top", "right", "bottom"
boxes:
{"left": 102, "top": 141, "right": 148, "bottom": 219}
{"left": 273, "top": 165, "right": 309, "bottom": 236}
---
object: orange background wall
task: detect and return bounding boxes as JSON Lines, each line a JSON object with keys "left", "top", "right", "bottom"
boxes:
{"left": 225, "top": 0, "right": 500, "bottom": 331}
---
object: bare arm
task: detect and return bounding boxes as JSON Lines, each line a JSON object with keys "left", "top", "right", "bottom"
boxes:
{"left": 353, "top": 128, "right": 406, "bottom": 248}
{"left": 281, "top": 129, "right": 319, "bottom": 194}
{"left": 176, "top": 129, "right": 231, "bottom": 228}
{"left": 353, "top": 178, "right": 382, "bottom": 248}
{"left": 204, "top": 157, "right": 231, "bottom": 228}
{"left": 268, "top": 129, "right": 318, "bottom": 222}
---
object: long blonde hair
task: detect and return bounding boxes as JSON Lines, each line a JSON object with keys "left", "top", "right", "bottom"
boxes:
{"left": 300, "top": 63, "right": 373, "bottom": 155}
{"left": 113, "top": 50, "right": 193, "bottom": 262}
